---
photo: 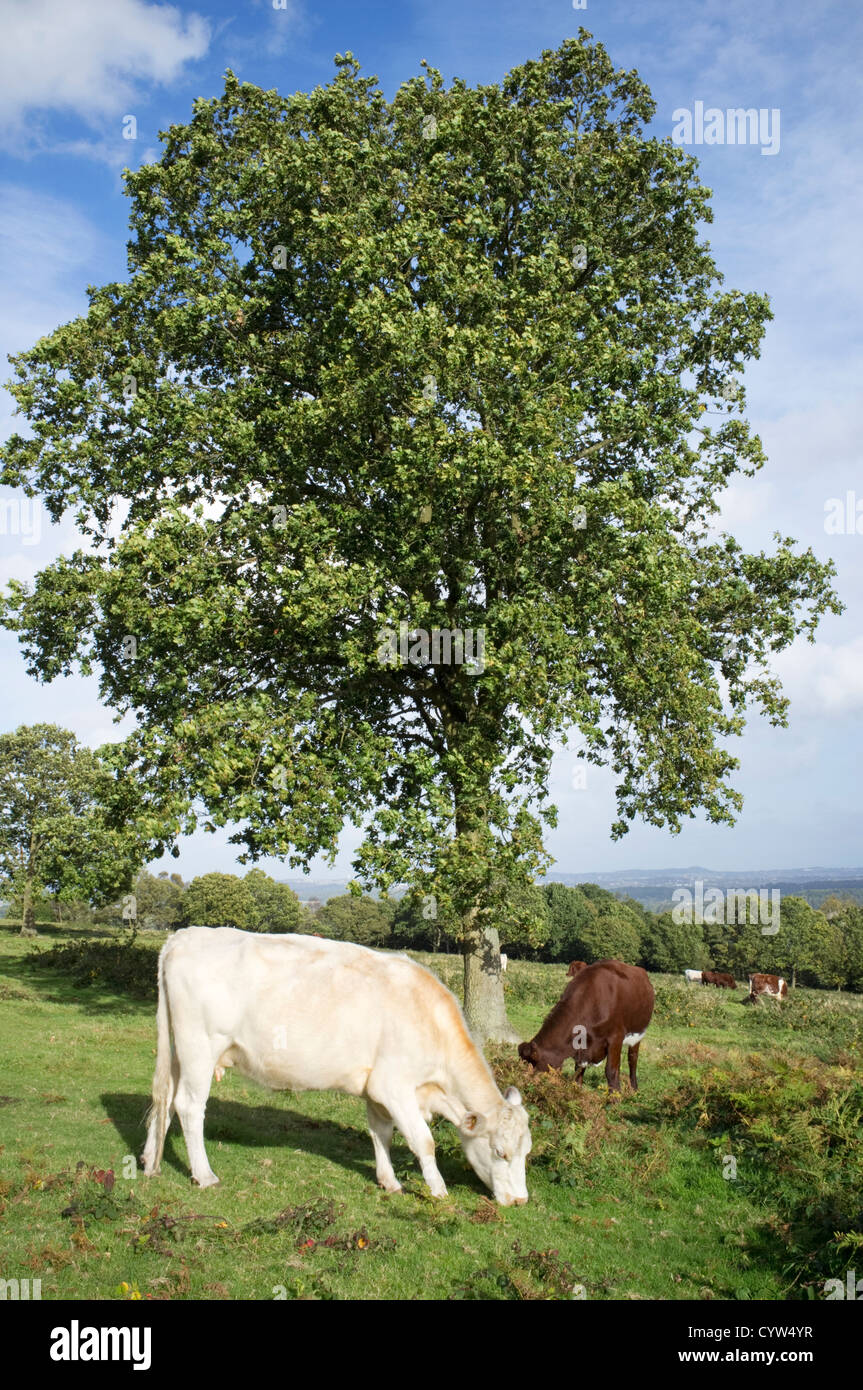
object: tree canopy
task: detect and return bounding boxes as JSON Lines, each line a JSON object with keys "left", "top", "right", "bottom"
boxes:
{"left": 182, "top": 869, "right": 301, "bottom": 931}
{"left": 0, "top": 724, "right": 147, "bottom": 934}
{"left": 0, "top": 35, "right": 840, "bottom": 1033}
{"left": 314, "top": 892, "right": 395, "bottom": 947}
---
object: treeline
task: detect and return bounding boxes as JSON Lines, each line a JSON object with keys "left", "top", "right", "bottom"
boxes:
{"left": 389, "top": 881, "right": 863, "bottom": 994}
{"left": 5, "top": 872, "right": 862, "bottom": 994}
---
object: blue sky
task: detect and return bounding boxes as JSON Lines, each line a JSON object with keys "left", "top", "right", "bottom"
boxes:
{"left": 1, "top": 0, "right": 861, "bottom": 880}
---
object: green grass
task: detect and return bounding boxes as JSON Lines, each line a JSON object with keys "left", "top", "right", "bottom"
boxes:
{"left": 0, "top": 927, "right": 860, "bottom": 1301}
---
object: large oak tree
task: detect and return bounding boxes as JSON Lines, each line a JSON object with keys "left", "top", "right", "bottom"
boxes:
{"left": 0, "top": 36, "right": 840, "bottom": 1035}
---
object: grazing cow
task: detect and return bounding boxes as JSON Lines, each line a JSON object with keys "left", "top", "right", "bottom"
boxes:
{"left": 519, "top": 959, "right": 654, "bottom": 1092}
{"left": 566, "top": 960, "right": 588, "bottom": 978}
{"left": 500, "top": 953, "right": 508, "bottom": 973}
{"left": 701, "top": 970, "right": 736, "bottom": 989}
{"left": 684, "top": 969, "right": 703, "bottom": 983}
{"left": 142, "top": 928, "right": 531, "bottom": 1205}
{"left": 748, "top": 972, "right": 788, "bottom": 1002}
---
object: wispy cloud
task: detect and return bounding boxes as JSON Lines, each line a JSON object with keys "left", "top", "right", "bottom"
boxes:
{"left": 0, "top": 0, "right": 210, "bottom": 155}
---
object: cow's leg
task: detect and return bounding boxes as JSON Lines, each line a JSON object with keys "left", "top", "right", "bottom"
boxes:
{"left": 141, "top": 1047, "right": 180, "bottom": 1176}
{"left": 173, "top": 1062, "right": 219, "bottom": 1187}
{"left": 574, "top": 1064, "right": 587, "bottom": 1086}
{"left": 605, "top": 1036, "right": 623, "bottom": 1093}
{"left": 627, "top": 1042, "right": 640, "bottom": 1092}
{"left": 366, "top": 1099, "right": 402, "bottom": 1194}
{"left": 385, "top": 1094, "right": 448, "bottom": 1198}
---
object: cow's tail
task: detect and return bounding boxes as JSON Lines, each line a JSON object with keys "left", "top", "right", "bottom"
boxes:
{"left": 141, "top": 943, "right": 174, "bottom": 1176}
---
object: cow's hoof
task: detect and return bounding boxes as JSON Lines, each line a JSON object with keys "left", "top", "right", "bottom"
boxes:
{"left": 428, "top": 1185, "right": 448, "bottom": 1199}
{"left": 192, "top": 1174, "right": 220, "bottom": 1188}
{"left": 379, "top": 1182, "right": 403, "bottom": 1195}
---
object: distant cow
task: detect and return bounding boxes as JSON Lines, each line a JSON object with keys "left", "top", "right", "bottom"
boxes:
{"left": 684, "top": 969, "right": 703, "bottom": 983}
{"left": 701, "top": 970, "right": 736, "bottom": 989}
{"left": 500, "top": 953, "right": 508, "bottom": 973}
{"left": 519, "top": 959, "right": 654, "bottom": 1092}
{"left": 748, "top": 972, "right": 788, "bottom": 1002}
{"left": 566, "top": 960, "right": 588, "bottom": 978}
{"left": 142, "top": 928, "right": 531, "bottom": 1205}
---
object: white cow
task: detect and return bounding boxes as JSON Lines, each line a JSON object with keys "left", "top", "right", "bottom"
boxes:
{"left": 500, "top": 953, "right": 508, "bottom": 973}
{"left": 684, "top": 969, "right": 703, "bottom": 983}
{"left": 142, "top": 928, "right": 531, "bottom": 1206}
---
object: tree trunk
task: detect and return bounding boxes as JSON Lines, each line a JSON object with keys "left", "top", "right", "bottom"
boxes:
{"left": 453, "top": 796, "right": 520, "bottom": 1044}
{"left": 21, "top": 874, "right": 36, "bottom": 937}
{"left": 462, "top": 920, "right": 520, "bottom": 1045}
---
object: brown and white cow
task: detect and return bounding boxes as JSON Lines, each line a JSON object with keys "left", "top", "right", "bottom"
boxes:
{"left": 142, "top": 928, "right": 531, "bottom": 1205}
{"left": 519, "top": 959, "right": 654, "bottom": 1092}
{"left": 701, "top": 970, "right": 736, "bottom": 989}
{"left": 748, "top": 972, "right": 788, "bottom": 1002}
{"left": 566, "top": 960, "right": 588, "bottom": 978}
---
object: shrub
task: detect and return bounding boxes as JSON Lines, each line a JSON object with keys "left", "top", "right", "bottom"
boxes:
{"left": 34, "top": 939, "right": 160, "bottom": 999}
{"left": 657, "top": 1056, "right": 863, "bottom": 1293}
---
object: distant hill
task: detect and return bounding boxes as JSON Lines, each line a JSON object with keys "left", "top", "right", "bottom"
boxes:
{"left": 541, "top": 868, "right": 863, "bottom": 911}
{"left": 278, "top": 868, "right": 863, "bottom": 911}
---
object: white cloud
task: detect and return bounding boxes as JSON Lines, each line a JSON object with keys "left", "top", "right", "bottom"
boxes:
{"left": 773, "top": 635, "right": 863, "bottom": 716}
{"left": 713, "top": 480, "right": 773, "bottom": 529}
{"left": 0, "top": 0, "right": 210, "bottom": 138}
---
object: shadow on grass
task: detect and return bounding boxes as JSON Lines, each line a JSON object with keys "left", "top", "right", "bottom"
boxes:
{"left": 101, "top": 1090, "right": 488, "bottom": 1198}
{"left": 0, "top": 923, "right": 121, "bottom": 940}
{"left": 0, "top": 941, "right": 158, "bottom": 1016}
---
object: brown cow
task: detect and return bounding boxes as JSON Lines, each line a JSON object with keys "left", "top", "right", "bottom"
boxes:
{"left": 701, "top": 970, "right": 736, "bottom": 989}
{"left": 566, "top": 960, "right": 588, "bottom": 978}
{"left": 748, "top": 972, "right": 788, "bottom": 1002}
{"left": 518, "top": 959, "right": 654, "bottom": 1092}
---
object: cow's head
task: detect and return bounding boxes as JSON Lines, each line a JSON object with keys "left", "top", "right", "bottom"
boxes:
{"left": 459, "top": 1086, "right": 531, "bottom": 1207}
{"left": 518, "top": 1039, "right": 550, "bottom": 1073}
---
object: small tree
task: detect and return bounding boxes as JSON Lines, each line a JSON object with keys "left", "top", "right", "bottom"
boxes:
{"left": 0, "top": 724, "right": 147, "bottom": 935}
{"left": 241, "top": 868, "right": 302, "bottom": 933}
{"left": 639, "top": 909, "right": 708, "bottom": 973}
{"left": 316, "top": 893, "right": 395, "bottom": 947}
{"left": 808, "top": 910, "right": 849, "bottom": 991}
{"left": 574, "top": 887, "right": 643, "bottom": 965}
{"left": 392, "top": 889, "right": 457, "bottom": 952}
{"left": 539, "top": 883, "right": 597, "bottom": 962}
{"left": 133, "top": 869, "right": 186, "bottom": 932}
{"left": 757, "top": 894, "right": 819, "bottom": 988}
{"left": 184, "top": 872, "right": 249, "bottom": 928}
{"left": 822, "top": 899, "right": 863, "bottom": 993}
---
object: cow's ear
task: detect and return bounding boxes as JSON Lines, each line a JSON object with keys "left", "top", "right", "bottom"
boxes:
{"left": 504, "top": 1086, "right": 523, "bottom": 1108}
{"left": 461, "top": 1112, "right": 488, "bottom": 1136}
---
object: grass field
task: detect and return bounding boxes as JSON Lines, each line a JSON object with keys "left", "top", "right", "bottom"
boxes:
{"left": 1, "top": 926, "right": 861, "bottom": 1302}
